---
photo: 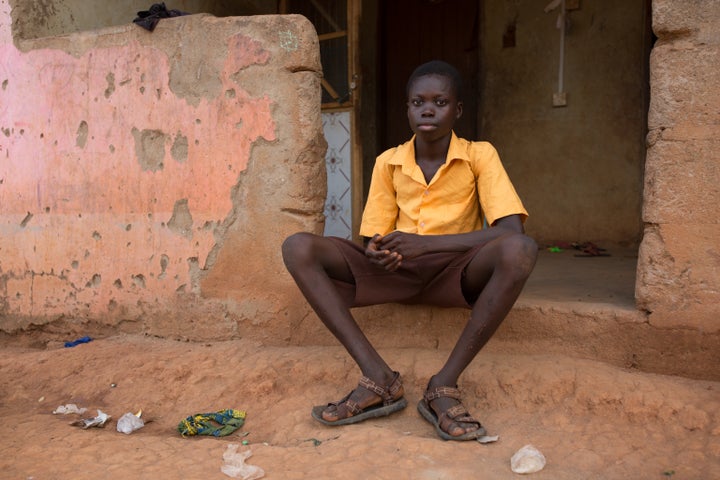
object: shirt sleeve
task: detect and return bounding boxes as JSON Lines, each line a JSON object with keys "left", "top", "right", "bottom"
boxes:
{"left": 473, "top": 143, "right": 528, "bottom": 226}
{"left": 359, "top": 150, "right": 399, "bottom": 237}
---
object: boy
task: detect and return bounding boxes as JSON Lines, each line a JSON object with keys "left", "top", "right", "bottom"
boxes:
{"left": 282, "top": 60, "right": 537, "bottom": 441}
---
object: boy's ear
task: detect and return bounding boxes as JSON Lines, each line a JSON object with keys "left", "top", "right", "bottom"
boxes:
{"left": 456, "top": 101, "right": 463, "bottom": 119}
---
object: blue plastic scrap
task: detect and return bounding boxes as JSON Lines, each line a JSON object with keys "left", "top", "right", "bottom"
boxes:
{"left": 64, "top": 336, "right": 93, "bottom": 348}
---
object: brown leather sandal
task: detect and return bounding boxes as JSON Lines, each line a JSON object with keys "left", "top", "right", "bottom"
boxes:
{"left": 311, "top": 371, "right": 407, "bottom": 426}
{"left": 417, "top": 385, "right": 487, "bottom": 441}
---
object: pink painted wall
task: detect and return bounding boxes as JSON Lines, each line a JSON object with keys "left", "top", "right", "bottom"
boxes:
{"left": 0, "top": 13, "right": 327, "bottom": 339}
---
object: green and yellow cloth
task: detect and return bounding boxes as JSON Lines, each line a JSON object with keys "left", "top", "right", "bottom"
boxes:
{"left": 178, "top": 409, "right": 246, "bottom": 437}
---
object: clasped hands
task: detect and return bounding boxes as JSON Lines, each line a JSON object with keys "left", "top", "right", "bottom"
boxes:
{"left": 365, "top": 232, "right": 428, "bottom": 272}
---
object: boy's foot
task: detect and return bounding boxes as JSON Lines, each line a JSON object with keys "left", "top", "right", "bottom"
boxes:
{"left": 311, "top": 371, "right": 407, "bottom": 426}
{"left": 417, "top": 385, "right": 487, "bottom": 441}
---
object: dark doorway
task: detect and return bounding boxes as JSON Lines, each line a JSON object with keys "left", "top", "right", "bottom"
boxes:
{"left": 378, "top": 0, "right": 480, "bottom": 151}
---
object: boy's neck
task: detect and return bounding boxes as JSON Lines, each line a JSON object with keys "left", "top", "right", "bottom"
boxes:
{"left": 414, "top": 131, "right": 452, "bottom": 161}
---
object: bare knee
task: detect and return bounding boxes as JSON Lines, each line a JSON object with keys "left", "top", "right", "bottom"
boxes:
{"left": 281, "top": 232, "right": 317, "bottom": 273}
{"left": 498, "top": 233, "right": 538, "bottom": 279}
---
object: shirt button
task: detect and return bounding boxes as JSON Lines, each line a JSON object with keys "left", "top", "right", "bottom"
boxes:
{"left": 420, "top": 222, "right": 425, "bottom": 228}
{"left": 424, "top": 189, "right": 430, "bottom": 196}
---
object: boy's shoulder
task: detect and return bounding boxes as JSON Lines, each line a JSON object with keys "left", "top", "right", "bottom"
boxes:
{"left": 375, "top": 139, "right": 413, "bottom": 165}
{"left": 449, "top": 135, "right": 499, "bottom": 161}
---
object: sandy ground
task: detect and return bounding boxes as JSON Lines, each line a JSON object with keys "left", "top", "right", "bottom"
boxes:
{"left": 1, "top": 334, "right": 718, "bottom": 480}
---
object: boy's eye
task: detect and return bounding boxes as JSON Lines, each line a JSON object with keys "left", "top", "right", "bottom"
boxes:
{"left": 411, "top": 99, "right": 423, "bottom": 106}
{"left": 435, "top": 99, "right": 448, "bottom": 106}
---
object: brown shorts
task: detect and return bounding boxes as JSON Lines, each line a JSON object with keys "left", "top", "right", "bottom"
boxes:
{"left": 327, "top": 237, "right": 484, "bottom": 309}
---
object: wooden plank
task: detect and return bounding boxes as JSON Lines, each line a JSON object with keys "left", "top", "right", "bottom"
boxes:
{"left": 321, "top": 78, "right": 340, "bottom": 101}
{"left": 348, "top": 0, "right": 363, "bottom": 242}
{"left": 318, "top": 30, "right": 347, "bottom": 41}
{"left": 310, "top": 0, "right": 343, "bottom": 31}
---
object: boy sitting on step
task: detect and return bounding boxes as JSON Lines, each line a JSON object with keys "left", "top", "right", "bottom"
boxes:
{"left": 282, "top": 60, "right": 537, "bottom": 440}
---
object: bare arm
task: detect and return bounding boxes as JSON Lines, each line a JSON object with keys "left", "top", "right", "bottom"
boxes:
{"left": 365, "top": 214, "right": 524, "bottom": 271}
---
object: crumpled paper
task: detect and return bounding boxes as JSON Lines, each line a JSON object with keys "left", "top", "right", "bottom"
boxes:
{"left": 221, "top": 444, "right": 265, "bottom": 480}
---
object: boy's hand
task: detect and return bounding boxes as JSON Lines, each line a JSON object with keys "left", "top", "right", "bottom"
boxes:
{"left": 375, "top": 231, "right": 427, "bottom": 260}
{"left": 365, "top": 234, "right": 403, "bottom": 271}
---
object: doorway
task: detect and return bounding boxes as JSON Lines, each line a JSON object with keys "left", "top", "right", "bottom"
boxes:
{"left": 378, "top": 0, "right": 481, "bottom": 150}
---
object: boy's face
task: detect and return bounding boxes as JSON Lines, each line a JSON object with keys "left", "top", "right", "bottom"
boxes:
{"left": 407, "top": 74, "right": 462, "bottom": 143}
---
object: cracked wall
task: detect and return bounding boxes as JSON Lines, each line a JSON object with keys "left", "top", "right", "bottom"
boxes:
{"left": 636, "top": 0, "right": 720, "bottom": 333}
{"left": 0, "top": 12, "right": 326, "bottom": 340}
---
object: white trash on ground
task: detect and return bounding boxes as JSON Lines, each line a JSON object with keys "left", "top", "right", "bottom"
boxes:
{"left": 477, "top": 434, "right": 500, "bottom": 444}
{"left": 221, "top": 444, "right": 265, "bottom": 480}
{"left": 510, "top": 444, "right": 547, "bottom": 474}
{"left": 117, "top": 411, "right": 145, "bottom": 434}
{"left": 52, "top": 404, "right": 87, "bottom": 415}
{"left": 70, "top": 410, "right": 111, "bottom": 429}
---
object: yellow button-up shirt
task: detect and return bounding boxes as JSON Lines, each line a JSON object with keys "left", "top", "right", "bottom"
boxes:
{"left": 360, "top": 132, "right": 528, "bottom": 237}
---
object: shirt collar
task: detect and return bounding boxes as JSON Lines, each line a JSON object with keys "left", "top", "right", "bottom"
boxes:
{"left": 388, "top": 131, "right": 470, "bottom": 167}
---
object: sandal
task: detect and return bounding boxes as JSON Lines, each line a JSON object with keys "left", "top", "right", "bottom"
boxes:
{"left": 417, "top": 385, "right": 487, "bottom": 441}
{"left": 311, "top": 371, "right": 407, "bottom": 426}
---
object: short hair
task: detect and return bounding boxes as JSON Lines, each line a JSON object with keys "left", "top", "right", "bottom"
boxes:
{"left": 406, "top": 60, "right": 463, "bottom": 100}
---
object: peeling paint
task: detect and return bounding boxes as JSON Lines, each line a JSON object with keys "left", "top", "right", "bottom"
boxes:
{"left": 167, "top": 199, "right": 192, "bottom": 239}
{"left": 0, "top": 13, "right": 321, "bottom": 339}
{"left": 171, "top": 132, "right": 188, "bottom": 163}
{"left": 159, "top": 254, "right": 169, "bottom": 279}
{"left": 104, "top": 72, "right": 115, "bottom": 98}
{"left": 86, "top": 273, "right": 101, "bottom": 288}
{"left": 76, "top": 120, "right": 88, "bottom": 148}
{"left": 132, "top": 128, "right": 167, "bottom": 172}
{"left": 132, "top": 274, "right": 146, "bottom": 289}
{"left": 20, "top": 212, "right": 32, "bottom": 227}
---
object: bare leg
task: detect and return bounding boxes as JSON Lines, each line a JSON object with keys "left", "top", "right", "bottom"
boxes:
{"left": 426, "top": 232, "right": 538, "bottom": 436}
{"left": 282, "top": 233, "right": 399, "bottom": 420}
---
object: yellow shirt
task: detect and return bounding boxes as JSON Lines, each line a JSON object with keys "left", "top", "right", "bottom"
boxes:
{"left": 360, "top": 132, "right": 528, "bottom": 237}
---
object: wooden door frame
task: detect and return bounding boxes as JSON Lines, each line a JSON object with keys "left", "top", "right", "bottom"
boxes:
{"left": 347, "top": 0, "right": 362, "bottom": 242}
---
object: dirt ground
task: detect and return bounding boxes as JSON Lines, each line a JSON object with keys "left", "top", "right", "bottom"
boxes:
{"left": 0, "top": 334, "right": 718, "bottom": 480}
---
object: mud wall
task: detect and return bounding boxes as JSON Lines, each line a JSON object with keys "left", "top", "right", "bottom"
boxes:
{"left": 480, "top": 0, "right": 649, "bottom": 247}
{"left": 636, "top": 0, "right": 720, "bottom": 333}
{"left": 0, "top": 12, "right": 327, "bottom": 341}
{"left": 8, "top": 1, "right": 277, "bottom": 40}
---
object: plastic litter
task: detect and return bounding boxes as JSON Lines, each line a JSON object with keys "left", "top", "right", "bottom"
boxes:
{"left": 510, "top": 444, "right": 546, "bottom": 474}
{"left": 117, "top": 411, "right": 145, "bottom": 434}
{"left": 64, "top": 336, "right": 92, "bottom": 348}
{"left": 477, "top": 434, "right": 499, "bottom": 444}
{"left": 70, "top": 410, "right": 111, "bottom": 429}
{"left": 53, "top": 404, "right": 87, "bottom": 415}
{"left": 178, "top": 409, "right": 246, "bottom": 437}
{"left": 221, "top": 444, "right": 265, "bottom": 480}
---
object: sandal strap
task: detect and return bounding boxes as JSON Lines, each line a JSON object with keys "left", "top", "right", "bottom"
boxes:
{"left": 444, "top": 404, "right": 471, "bottom": 421}
{"left": 359, "top": 375, "right": 386, "bottom": 397}
{"left": 425, "top": 385, "right": 483, "bottom": 430}
{"left": 358, "top": 371, "right": 403, "bottom": 406}
{"left": 327, "top": 391, "right": 364, "bottom": 416}
{"left": 439, "top": 407, "right": 482, "bottom": 429}
{"left": 424, "top": 385, "right": 462, "bottom": 403}
{"left": 343, "top": 399, "right": 362, "bottom": 416}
